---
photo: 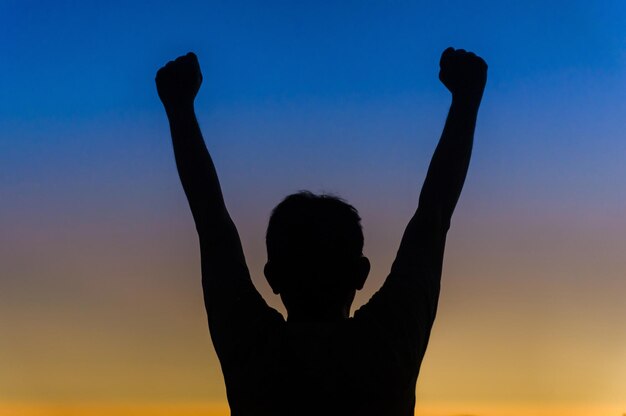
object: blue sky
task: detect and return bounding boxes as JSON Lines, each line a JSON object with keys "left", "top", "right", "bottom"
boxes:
{"left": 3, "top": 0, "right": 625, "bottom": 223}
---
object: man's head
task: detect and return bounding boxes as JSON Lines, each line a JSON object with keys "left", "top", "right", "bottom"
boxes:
{"left": 264, "top": 191, "right": 370, "bottom": 321}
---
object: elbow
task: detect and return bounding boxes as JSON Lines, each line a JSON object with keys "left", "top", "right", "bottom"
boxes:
{"left": 414, "top": 205, "right": 451, "bottom": 234}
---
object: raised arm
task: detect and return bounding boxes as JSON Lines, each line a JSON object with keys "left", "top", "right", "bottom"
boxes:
{"left": 155, "top": 53, "right": 235, "bottom": 246}
{"left": 417, "top": 47, "right": 487, "bottom": 224}
{"left": 156, "top": 53, "right": 280, "bottom": 361}
{"left": 355, "top": 48, "right": 487, "bottom": 360}
{"left": 392, "top": 47, "right": 487, "bottom": 276}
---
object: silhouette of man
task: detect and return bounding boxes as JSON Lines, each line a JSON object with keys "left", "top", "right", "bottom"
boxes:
{"left": 156, "top": 47, "right": 487, "bottom": 416}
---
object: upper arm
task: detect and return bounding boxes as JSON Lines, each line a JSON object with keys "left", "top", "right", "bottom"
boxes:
{"left": 198, "top": 216, "right": 282, "bottom": 366}
{"left": 354, "top": 207, "right": 448, "bottom": 361}
{"left": 390, "top": 206, "right": 448, "bottom": 282}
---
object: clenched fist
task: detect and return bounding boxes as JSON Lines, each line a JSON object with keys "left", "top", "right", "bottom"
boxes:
{"left": 156, "top": 52, "right": 203, "bottom": 112}
{"left": 439, "top": 47, "right": 487, "bottom": 102}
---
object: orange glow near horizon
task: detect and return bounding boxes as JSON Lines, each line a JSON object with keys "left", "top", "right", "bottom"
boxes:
{"left": 1, "top": 402, "right": 625, "bottom": 416}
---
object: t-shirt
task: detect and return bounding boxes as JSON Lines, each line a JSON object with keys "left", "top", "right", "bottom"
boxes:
{"left": 202, "top": 210, "right": 447, "bottom": 416}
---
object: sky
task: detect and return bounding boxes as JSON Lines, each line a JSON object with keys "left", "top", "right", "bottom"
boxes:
{"left": 1, "top": 1, "right": 626, "bottom": 415}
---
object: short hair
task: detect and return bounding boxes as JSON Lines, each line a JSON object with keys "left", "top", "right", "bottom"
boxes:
{"left": 266, "top": 191, "right": 364, "bottom": 263}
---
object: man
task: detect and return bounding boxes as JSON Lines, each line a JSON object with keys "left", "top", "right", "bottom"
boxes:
{"left": 156, "top": 46, "right": 487, "bottom": 416}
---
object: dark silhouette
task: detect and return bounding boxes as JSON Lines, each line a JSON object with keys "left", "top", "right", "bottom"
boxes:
{"left": 156, "top": 47, "right": 487, "bottom": 416}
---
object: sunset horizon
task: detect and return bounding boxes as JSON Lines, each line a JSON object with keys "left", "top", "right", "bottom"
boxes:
{"left": 1, "top": 402, "right": 625, "bottom": 416}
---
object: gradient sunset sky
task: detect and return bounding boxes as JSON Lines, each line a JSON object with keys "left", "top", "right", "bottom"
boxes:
{"left": 1, "top": 1, "right": 626, "bottom": 415}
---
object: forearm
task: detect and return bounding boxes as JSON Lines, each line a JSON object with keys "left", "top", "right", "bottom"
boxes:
{"left": 417, "top": 96, "right": 480, "bottom": 224}
{"left": 157, "top": 51, "right": 250, "bottom": 296}
{"left": 388, "top": 98, "right": 480, "bottom": 300}
{"left": 389, "top": 48, "right": 486, "bottom": 288}
{"left": 166, "top": 104, "right": 229, "bottom": 233}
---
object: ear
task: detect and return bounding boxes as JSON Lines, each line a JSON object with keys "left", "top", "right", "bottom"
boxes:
{"left": 264, "top": 262, "right": 281, "bottom": 295}
{"left": 354, "top": 256, "right": 370, "bottom": 290}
